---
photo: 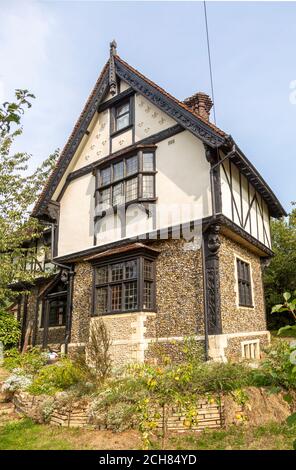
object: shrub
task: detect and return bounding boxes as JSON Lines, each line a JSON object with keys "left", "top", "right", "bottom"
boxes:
{"left": 28, "top": 358, "right": 84, "bottom": 395}
{"left": 251, "top": 340, "right": 296, "bottom": 390}
{"left": 4, "top": 347, "right": 47, "bottom": 375}
{"left": 2, "top": 369, "right": 32, "bottom": 393}
{"left": 86, "top": 319, "right": 112, "bottom": 383}
{"left": 0, "top": 310, "right": 20, "bottom": 349}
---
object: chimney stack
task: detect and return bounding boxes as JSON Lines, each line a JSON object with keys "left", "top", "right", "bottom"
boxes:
{"left": 183, "top": 92, "right": 213, "bottom": 121}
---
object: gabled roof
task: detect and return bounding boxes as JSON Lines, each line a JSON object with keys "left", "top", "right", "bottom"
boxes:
{"left": 32, "top": 48, "right": 286, "bottom": 219}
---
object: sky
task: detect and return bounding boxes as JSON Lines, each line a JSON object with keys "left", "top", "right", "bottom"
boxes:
{"left": 0, "top": 0, "right": 295, "bottom": 213}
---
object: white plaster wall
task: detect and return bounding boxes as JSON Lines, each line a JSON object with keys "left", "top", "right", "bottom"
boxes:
{"left": 155, "top": 130, "right": 212, "bottom": 228}
{"left": 120, "top": 80, "right": 130, "bottom": 93}
{"left": 58, "top": 174, "right": 95, "bottom": 256}
{"left": 134, "top": 94, "right": 175, "bottom": 141}
{"left": 111, "top": 128, "right": 133, "bottom": 153}
{"left": 73, "top": 110, "right": 110, "bottom": 171}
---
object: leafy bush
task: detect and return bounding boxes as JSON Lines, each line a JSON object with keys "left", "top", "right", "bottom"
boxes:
{"left": 251, "top": 340, "right": 296, "bottom": 390}
{"left": 28, "top": 358, "right": 84, "bottom": 395}
{"left": 4, "top": 347, "right": 47, "bottom": 375}
{"left": 0, "top": 310, "right": 20, "bottom": 348}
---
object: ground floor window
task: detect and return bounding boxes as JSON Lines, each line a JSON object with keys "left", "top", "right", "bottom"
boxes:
{"left": 93, "top": 255, "right": 156, "bottom": 315}
{"left": 41, "top": 284, "right": 67, "bottom": 327}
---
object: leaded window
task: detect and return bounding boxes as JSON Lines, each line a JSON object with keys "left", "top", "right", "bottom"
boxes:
{"left": 96, "top": 151, "right": 156, "bottom": 210}
{"left": 236, "top": 258, "right": 253, "bottom": 307}
{"left": 115, "top": 101, "right": 130, "bottom": 132}
{"left": 93, "top": 256, "right": 156, "bottom": 315}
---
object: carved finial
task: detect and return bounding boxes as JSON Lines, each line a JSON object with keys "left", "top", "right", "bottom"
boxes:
{"left": 110, "top": 39, "right": 117, "bottom": 57}
{"left": 109, "top": 40, "right": 118, "bottom": 96}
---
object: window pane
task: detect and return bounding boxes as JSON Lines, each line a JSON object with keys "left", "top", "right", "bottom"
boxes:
{"left": 99, "top": 188, "right": 111, "bottom": 208}
{"left": 111, "top": 263, "right": 123, "bottom": 281}
{"left": 142, "top": 175, "right": 154, "bottom": 198}
{"left": 113, "top": 161, "right": 124, "bottom": 181}
{"left": 125, "top": 282, "right": 137, "bottom": 310}
{"left": 96, "top": 266, "right": 108, "bottom": 284}
{"left": 116, "top": 114, "right": 129, "bottom": 131}
{"left": 100, "top": 167, "right": 111, "bottom": 186}
{"left": 111, "top": 285, "right": 122, "bottom": 311}
{"left": 112, "top": 182, "right": 124, "bottom": 205}
{"left": 144, "top": 259, "right": 153, "bottom": 280}
{"left": 116, "top": 102, "right": 129, "bottom": 117}
{"left": 143, "top": 281, "right": 153, "bottom": 310}
{"left": 48, "top": 298, "right": 66, "bottom": 326}
{"left": 126, "top": 156, "right": 138, "bottom": 176}
{"left": 125, "top": 260, "right": 137, "bottom": 279}
{"left": 125, "top": 177, "right": 138, "bottom": 202}
{"left": 143, "top": 153, "right": 154, "bottom": 172}
{"left": 96, "top": 287, "right": 108, "bottom": 314}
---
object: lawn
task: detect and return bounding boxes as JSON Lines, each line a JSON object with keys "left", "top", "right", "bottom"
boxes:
{"left": 0, "top": 418, "right": 295, "bottom": 450}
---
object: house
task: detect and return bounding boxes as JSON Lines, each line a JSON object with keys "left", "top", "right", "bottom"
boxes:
{"left": 17, "top": 42, "right": 286, "bottom": 364}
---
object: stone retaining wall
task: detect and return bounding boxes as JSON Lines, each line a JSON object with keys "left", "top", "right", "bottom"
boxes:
{"left": 12, "top": 391, "right": 223, "bottom": 432}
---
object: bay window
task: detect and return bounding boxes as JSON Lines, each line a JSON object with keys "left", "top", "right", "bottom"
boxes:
{"left": 93, "top": 255, "right": 156, "bottom": 315}
{"left": 96, "top": 149, "right": 156, "bottom": 211}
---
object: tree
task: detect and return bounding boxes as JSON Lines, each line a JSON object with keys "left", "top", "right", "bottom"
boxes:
{"left": 264, "top": 205, "right": 296, "bottom": 329}
{"left": 0, "top": 89, "right": 58, "bottom": 305}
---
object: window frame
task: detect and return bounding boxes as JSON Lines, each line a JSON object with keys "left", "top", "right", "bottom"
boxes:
{"left": 110, "top": 96, "right": 134, "bottom": 137}
{"left": 236, "top": 257, "right": 253, "bottom": 308}
{"left": 95, "top": 149, "right": 157, "bottom": 212}
{"left": 41, "top": 291, "right": 68, "bottom": 328}
{"left": 92, "top": 254, "right": 156, "bottom": 316}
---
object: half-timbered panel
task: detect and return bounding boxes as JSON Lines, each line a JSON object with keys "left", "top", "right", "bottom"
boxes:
{"left": 220, "top": 159, "right": 271, "bottom": 248}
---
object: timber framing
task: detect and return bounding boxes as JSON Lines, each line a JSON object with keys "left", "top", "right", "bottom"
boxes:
{"left": 65, "top": 125, "right": 183, "bottom": 185}
{"left": 54, "top": 214, "right": 273, "bottom": 266}
{"left": 32, "top": 53, "right": 285, "bottom": 222}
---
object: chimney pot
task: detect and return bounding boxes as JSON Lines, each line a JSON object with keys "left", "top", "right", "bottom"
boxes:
{"left": 183, "top": 92, "right": 213, "bottom": 121}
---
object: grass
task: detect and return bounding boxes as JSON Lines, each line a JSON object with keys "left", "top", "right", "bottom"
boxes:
{"left": 0, "top": 418, "right": 295, "bottom": 450}
{"left": 164, "top": 422, "right": 296, "bottom": 450}
{"left": 0, "top": 419, "right": 93, "bottom": 450}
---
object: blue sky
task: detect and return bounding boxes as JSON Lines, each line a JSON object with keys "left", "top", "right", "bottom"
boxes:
{"left": 0, "top": 1, "right": 295, "bottom": 213}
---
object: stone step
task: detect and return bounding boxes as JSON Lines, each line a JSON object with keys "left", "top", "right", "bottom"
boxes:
{"left": 0, "top": 403, "right": 14, "bottom": 416}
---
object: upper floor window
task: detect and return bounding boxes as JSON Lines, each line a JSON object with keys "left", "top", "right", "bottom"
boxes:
{"left": 96, "top": 150, "right": 156, "bottom": 211}
{"left": 115, "top": 101, "right": 130, "bottom": 132}
{"left": 236, "top": 258, "right": 253, "bottom": 307}
{"left": 93, "top": 255, "right": 156, "bottom": 315}
{"left": 111, "top": 96, "right": 133, "bottom": 135}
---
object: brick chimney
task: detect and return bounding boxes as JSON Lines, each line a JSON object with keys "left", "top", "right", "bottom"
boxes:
{"left": 183, "top": 92, "right": 213, "bottom": 121}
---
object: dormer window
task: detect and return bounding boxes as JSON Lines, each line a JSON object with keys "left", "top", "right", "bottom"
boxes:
{"left": 115, "top": 101, "right": 130, "bottom": 131}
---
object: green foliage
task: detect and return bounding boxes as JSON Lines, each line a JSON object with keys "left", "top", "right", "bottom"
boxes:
{"left": 0, "top": 89, "right": 58, "bottom": 305}
{"left": 264, "top": 207, "right": 296, "bottom": 329}
{"left": 4, "top": 347, "right": 47, "bottom": 375}
{"left": 28, "top": 358, "right": 84, "bottom": 395}
{"left": 0, "top": 310, "right": 20, "bottom": 348}
{"left": 286, "top": 412, "right": 296, "bottom": 427}
{"left": 251, "top": 341, "right": 296, "bottom": 390}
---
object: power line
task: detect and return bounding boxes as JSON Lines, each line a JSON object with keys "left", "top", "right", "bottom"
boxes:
{"left": 203, "top": 1, "right": 217, "bottom": 125}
